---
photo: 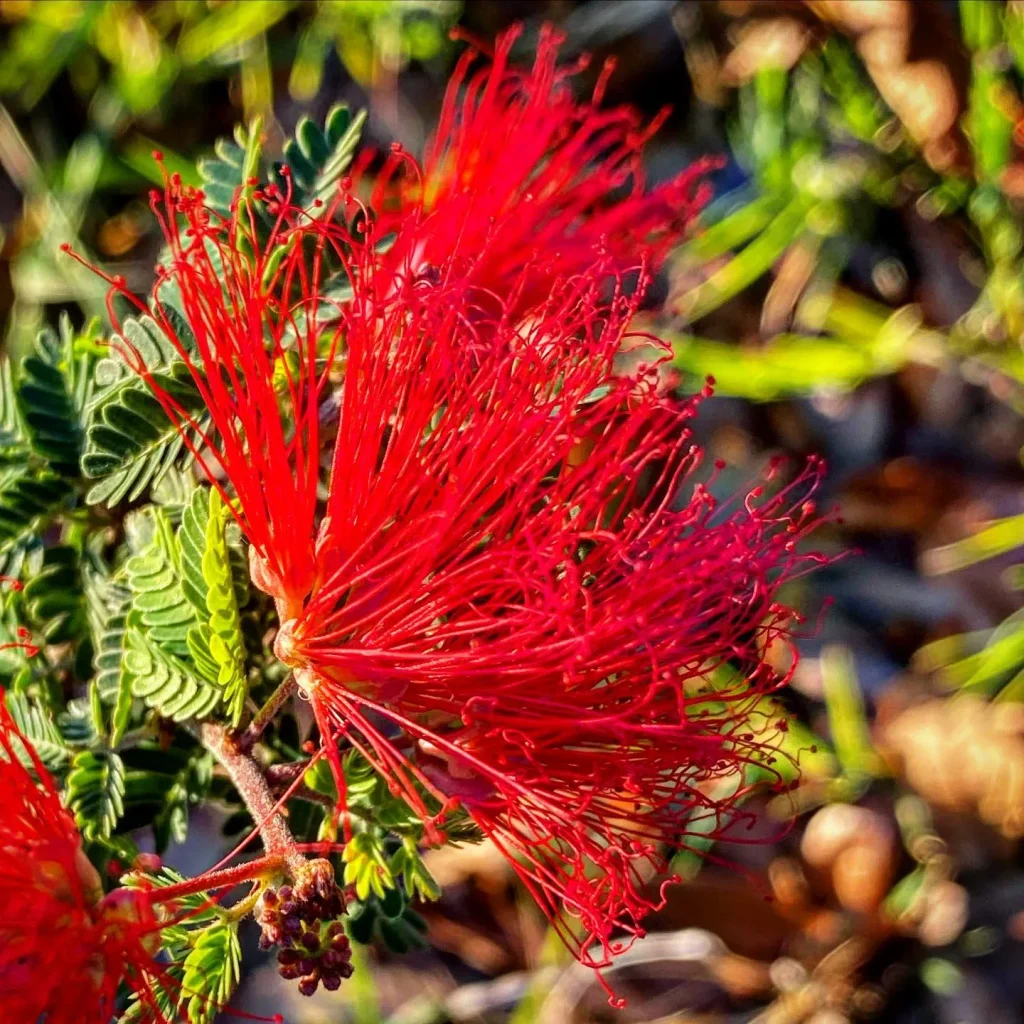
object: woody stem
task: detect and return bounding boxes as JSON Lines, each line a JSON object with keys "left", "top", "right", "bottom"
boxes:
{"left": 198, "top": 721, "right": 302, "bottom": 869}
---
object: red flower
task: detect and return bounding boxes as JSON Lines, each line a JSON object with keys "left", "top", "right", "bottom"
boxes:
{"left": 64, "top": 165, "right": 347, "bottom": 609}
{"left": 68, "top": 26, "right": 828, "bottom": 989}
{"left": 275, "top": 253, "right": 825, "bottom": 976}
{"left": 0, "top": 699, "right": 167, "bottom": 1023}
{"left": 0, "top": 699, "right": 287, "bottom": 1023}
{"left": 368, "top": 23, "right": 715, "bottom": 300}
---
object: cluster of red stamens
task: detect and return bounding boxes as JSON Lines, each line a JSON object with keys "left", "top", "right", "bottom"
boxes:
{"left": 51, "top": 20, "right": 833, "bottom": 1009}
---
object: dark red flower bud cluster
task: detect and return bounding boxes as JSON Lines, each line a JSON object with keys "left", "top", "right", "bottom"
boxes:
{"left": 274, "top": 924, "right": 353, "bottom": 995}
{"left": 256, "top": 859, "right": 351, "bottom": 997}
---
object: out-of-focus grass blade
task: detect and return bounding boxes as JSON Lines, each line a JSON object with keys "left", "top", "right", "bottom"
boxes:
{"left": 922, "top": 513, "right": 1024, "bottom": 575}
{"left": 120, "top": 136, "right": 202, "bottom": 188}
{"left": 669, "top": 332, "right": 889, "bottom": 400}
{"left": 347, "top": 942, "right": 384, "bottom": 1024}
{"left": 177, "top": 0, "right": 293, "bottom": 65}
{"left": 680, "top": 192, "right": 786, "bottom": 264}
{"left": 914, "top": 626, "right": 1005, "bottom": 673}
{"left": 672, "top": 200, "right": 807, "bottom": 323}
{"left": 927, "top": 609, "right": 1024, "bottom": 695}
{"left": 820, "top": 645, "right": 886, "bottom": 780}
{"left": 507, "top": 928, "right": 573, "bottom": 1024}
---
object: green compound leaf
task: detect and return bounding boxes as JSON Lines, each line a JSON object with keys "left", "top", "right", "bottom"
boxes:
{"left": 0, "top": 348, "right": 25, "bottom": 448}
{"left": 124, "top": 626, "right": 221, "bottom": 722}
{"left": 58, "top": 695, "right": 100, "bottom": 747}
{"left": 21, "top": 544, "right": 87, "bottom": 645}
{"left": 4, "top": 691, "right": 69, "bottom": 772}
{"left": 119, "top": 868, "right": 222, "bottom": 1024}
{"left": 200, "top": 104, "right": 367, "bottom": 221}
{"left": 343, "top": 830, "right": 395, "bottom": 901}
{"left": 279, "top": 104, "right": 368, "bottom": 215}
{"left": 200, "top": 488, "right": 247, "bottom": 724}
{"left": 180, "top": 920, "right": 242, "bottom": 1024}
{"left": 67, "top": 749, "right": 126, "bottom": 840}
{"left": 120, "top": 502, "right": 244, "bottom": 723}
{"left": 178, "top": 486, "right": 249, "bottom": 722}
{"left": 178, "top": 485, "right": 213, "bottom": 616}
{"left": 124, "top": 508, "right": 197, "bottom": 657}
{"left": 122, "top": 743, "right": 214, "bottom": 851}
{"left": 90, "top": 579, "right": 134, "bottom": 746}
{"left": 177, "top": 484, "right": 248, "bottom": 614}
{"left": 389, "top": 837, "right": 441, "bottom": 902}
{"left": 197, "top": 119, "right": 264, "bottom": 219}
{"left": 16, "top": 313, "right": 90, "bottom": 477}
{"left": 83, "top": 315, "right": 206, "bottom": 507}
{"left": 0, "top": 467, "right": 75, "bottom": 563}
{"left": 346, "top": 894, "right": 429, "bottom": 952}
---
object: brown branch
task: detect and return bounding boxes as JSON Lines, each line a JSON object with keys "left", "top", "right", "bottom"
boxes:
{"left": 198, "top": 721, "right": 302, "bottom": 870}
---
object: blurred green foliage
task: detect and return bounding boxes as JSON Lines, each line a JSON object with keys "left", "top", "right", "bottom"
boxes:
{"left": 0, "top": 0, "right": 460, "bottom": 361}
{"left": 667, "top": 0, "right": 1024, "bottom": 402}
{"left": 0, "top": 1, "right": 460, "bottom": 113}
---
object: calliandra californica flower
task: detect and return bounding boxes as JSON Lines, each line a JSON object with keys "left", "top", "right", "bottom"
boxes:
{"left": 0, "top": 697, "right": 289, "bottom": 1024}
{"left": 0, "top": 700, "right": 162, "bottom": 1023}
{"left": 281, "top": 256, "right": 825, "bottom": 975}
{"left": 65, "top": 30, "right": 828, "bottom": 992}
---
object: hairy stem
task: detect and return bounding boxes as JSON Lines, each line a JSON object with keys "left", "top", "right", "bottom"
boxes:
{"left": 198, "top": 721, "right": 302, "bottom": 868}
{"left": 146, "top": 856, "right": 283, "bottom": 905}
{"left": 236, "top": 674, "right": 296, "bottom": 752}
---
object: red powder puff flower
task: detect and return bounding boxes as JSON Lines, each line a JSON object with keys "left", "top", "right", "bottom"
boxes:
{"left": 368, "top": 23, "right": 715, "bottom": 300}
{"left": 274, "top": 254, "right": 826, "bottom": 978}
{"left": 0, "top": 699, "right": 166, "bottom": 1023}
{"left": 0, "top": 697, "right": 284, "bottom": 1023}
{"left": 66, "top": 28, "right": 829, "bottom": 992}
{"left": 65, "top": 162, "right": 347, "bottom": 608}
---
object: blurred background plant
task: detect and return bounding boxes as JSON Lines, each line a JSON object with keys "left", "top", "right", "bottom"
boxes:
{"left": 5, "top": 1, "right": 1024, "bottom": 1022}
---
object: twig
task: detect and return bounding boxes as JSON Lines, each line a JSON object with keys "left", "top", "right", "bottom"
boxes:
{"left": 235, "top": 674, "right": 297, "bottom": 752}
{"left": 145, "top": 856, "right": 284, "bottom": 904}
